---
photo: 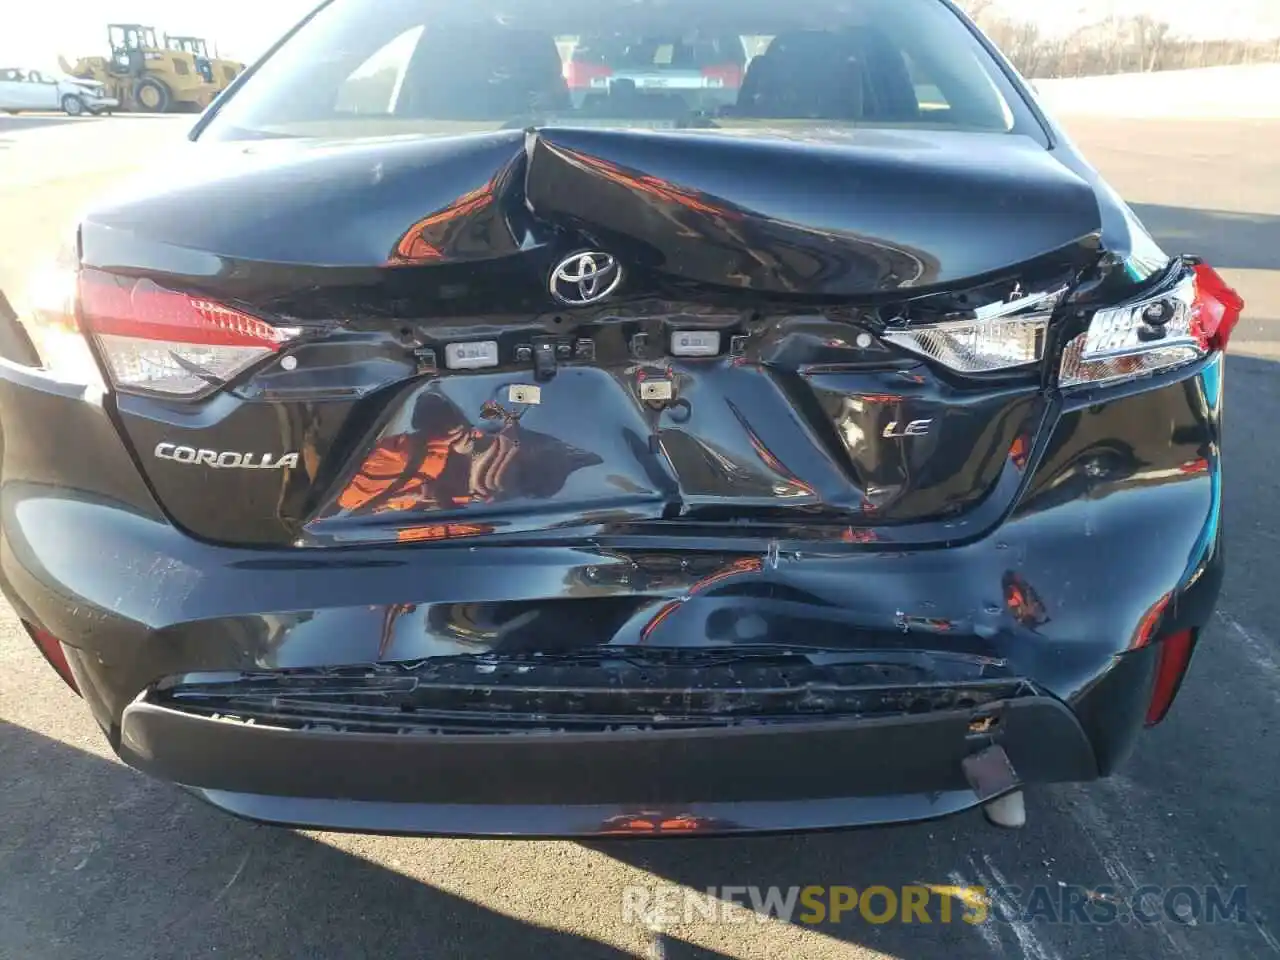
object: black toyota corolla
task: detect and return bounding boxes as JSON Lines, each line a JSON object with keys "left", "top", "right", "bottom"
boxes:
{"left": 0, "top": 0, "right": 1243, "bottom": 836}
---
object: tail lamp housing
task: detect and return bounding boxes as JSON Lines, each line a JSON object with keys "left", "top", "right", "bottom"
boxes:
{"left": 1060, "top": 261, "right": 1242, "bottom": 388}
{"left": 21, "top": 261, "right": 298, "bottom": 399}
{"left": 883, "top": 286, "right": 1063, "bottom": 374}
{"left": 884, "top": 261, "right": 1241, "bottom": 385}
{"left": 81, "top": 271, "right": 299, "bottom": 397}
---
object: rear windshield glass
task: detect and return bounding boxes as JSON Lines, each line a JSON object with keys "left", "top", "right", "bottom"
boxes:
{"left": 199, "top": 0, "right": 1042, "bottom": 142}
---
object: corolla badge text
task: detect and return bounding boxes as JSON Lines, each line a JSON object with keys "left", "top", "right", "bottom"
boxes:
{"left": 155, "top": 442, "right": 299, "bottom": 470}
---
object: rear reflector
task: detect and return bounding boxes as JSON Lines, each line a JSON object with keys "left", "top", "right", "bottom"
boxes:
{"left": 79, "top": 270, "right": 299, "bottom": 397}
{"left": 23, "top": 622, "right": 80, "bottom": 695}
{"left": 1145, "top": 628, "right": 1196, "bottom": 726}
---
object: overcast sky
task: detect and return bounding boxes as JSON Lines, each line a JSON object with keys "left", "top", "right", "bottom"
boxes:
{"left": 3, "top": 0, "right": 1279, "bottom": 71}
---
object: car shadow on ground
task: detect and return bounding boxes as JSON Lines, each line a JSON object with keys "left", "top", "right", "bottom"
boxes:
{"left": 1130, "top": 204, "right": 1280, "bottom": 272}
{"left": 0, "top": 720, "right": 741, "bottom": 960}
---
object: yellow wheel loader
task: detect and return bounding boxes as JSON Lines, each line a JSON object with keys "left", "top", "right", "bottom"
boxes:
{"left": 164, "top": 35, "right": 245, "bottom": 96}
{"left": 58, "top": 24, "right": 219, "bottom": 113}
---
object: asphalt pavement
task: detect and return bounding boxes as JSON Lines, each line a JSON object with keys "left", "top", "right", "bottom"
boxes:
{"left": 0, "top": 115, "right": 1278, "bottom": 960}
{"left": 0, "top": 116, "right": 96, "bottom": 134}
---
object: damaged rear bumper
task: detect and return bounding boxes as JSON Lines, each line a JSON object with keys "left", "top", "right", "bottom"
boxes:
{"left": 119, "top": 655, "right": 1101, "bottom": 836}
{"left": 0, "top": 357, "right": 1223, "bottom": 835}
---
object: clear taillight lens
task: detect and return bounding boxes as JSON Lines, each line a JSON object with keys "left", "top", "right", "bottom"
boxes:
{"left": 883, "top": 287, "right": 1062, "bottom": 373}
{"left": 883, "top": 317, "right": 1047, "bottom": 373}
{"left": 79, "top": 269, "right": 298, "bottom": 397}
{"left": 1060, "top": 263, "right": 1243, "bottom": 388}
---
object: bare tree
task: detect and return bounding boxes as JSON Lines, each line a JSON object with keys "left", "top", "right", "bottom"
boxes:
{"left": 1132, "top": 16, "right": 1171, "bottom": 71}
{"left": 978, "top": 10, "right": 1280, "bottom": 78}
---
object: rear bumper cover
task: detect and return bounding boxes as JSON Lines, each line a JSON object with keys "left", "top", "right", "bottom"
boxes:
{"left": 120, "top": 682, "right": 1098, "bottom": 836}
{"left": 110, "top": 652, "right": 1114, "bottom": 835}
{"left": 0, "top": 354, "right": 1225, "bottom": 833}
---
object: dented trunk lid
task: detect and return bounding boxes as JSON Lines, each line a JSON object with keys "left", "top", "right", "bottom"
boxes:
{"left": 80, "top": 126, "right": 1104, "bottom": 547}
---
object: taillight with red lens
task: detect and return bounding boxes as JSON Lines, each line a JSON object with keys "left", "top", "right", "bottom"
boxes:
{"left": 566, "top": 61, "right": 612, "bottom": 90}
{"left": 1060, "top": 261, "right": 1243, "bottom": 388}
{"left": 701, "top": 64, "right": 743, "bottom": 88}
{"left": 79, "top": 269, "right": 298, "bottom": 397}
{"left": 1190, "top": 262, "right": 1244, "bottom": 352}
{"left": 1145, "top": 628, "right": 1197, "bottom": 726}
